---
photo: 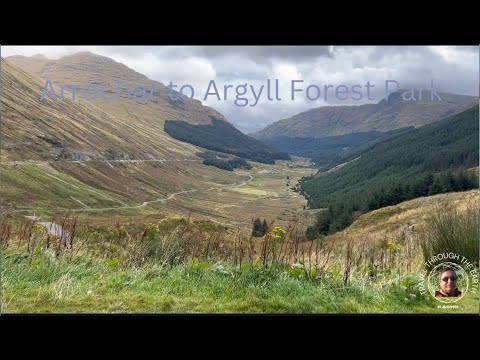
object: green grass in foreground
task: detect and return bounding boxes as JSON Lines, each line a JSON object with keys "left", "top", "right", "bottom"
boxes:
{"left": 2, "top": 249, "right": 477, "bottom": 313}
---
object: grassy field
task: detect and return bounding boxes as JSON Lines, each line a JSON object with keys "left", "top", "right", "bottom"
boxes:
{"left": 1, "top": 163, "right": 131, "bottom": 210}
{"left": 2, "top": 191, "right": 478, "bottom": 314}
{"left": 4, "top": 250, "right": 477, "bottom": 314}
{"left": 0, "top": 159, "right": 316, "bottom": 233}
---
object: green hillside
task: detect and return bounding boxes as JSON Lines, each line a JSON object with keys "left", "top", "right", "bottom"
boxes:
{"left": 300, "top": 106, "right": 479, "bottom": 236}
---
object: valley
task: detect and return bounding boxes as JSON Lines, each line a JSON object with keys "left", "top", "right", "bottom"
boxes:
{"left": 1, "top": 48, "right": 478, "bottom": 314}
{"left": 1, "top": 54, "right": 306, "bottom": 232}
{"left": 0, "top": 157, "right": 316, "bottom": 232}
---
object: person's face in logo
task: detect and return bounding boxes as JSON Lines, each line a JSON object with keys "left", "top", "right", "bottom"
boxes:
{"left": 439, "top": 270, "right": 457, "bottom": 296}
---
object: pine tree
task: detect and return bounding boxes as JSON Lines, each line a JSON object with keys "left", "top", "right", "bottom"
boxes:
{"left": 252, "top": 218, "right": 263, "bottom": 237}
{"left": 262, "top": 219, "right": 268, "bottom": 235}
{"left": 429, "top": 176, "right": 447, "bottom": 195}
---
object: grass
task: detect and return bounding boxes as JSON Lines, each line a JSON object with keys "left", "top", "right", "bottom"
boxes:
{"left": 0, "top": 159, "right": 314, "bottom": 232}
{"left": 231, "top": 188, "right": 269, "bottom": 196}
{"left": 354, "top": 206, "right": 404, "bottom": 228}
{"left": 326, "top": 190, "right": 480, "bottom": 247}
{"left": 0, "top": 164, "right": 130, "bottom": 210}
{"left": 5, "top": 249, "right": 473, "bottom": 314}
{"left": 421, "top": 204, "right": 479, "bottom": 267}
{"left": 2, "top": 189, "right": 478, "bottom": 314}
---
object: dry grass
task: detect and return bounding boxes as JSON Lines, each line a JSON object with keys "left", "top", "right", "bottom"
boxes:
{"left": 2, "top": 192, "right": 479, "bottom": 314}
{"left": 286, "top": 190, "right": 480, "bottom": 279}
{"left": 1, "top": 158, "right": 315, "bottom": 237}
{"left": 325, "top": 190, "right": 480, "bottom": 247}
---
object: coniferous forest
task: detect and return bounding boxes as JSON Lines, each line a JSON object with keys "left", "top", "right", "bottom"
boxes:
{"left": 165, "top": 117, "right": 290, "bottom": 164}
{"left": 198, "top": 151, "right": 252, "bottom": 171}
{"left": 301, "top": 106, "right": 479, "bottom": 238}
{"left": 263, "top": 127, "right": 415, "bottom": 168}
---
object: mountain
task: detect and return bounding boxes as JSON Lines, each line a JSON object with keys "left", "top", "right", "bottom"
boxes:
{"left": 1, "top": 54, "right": 293, "bottom": 225}
{"left": 0, "top": 56, "right": 254, "bottom": 218}
{"left": 4, "top": 52, "right": 284, "bottom": 163}
{"left": 301, "top": 106, "right": 479, "bottom": 237}
{"left": 5, "top": 54, "right": 50, "bottom": 76}
{"left": 1, "top": 57, "right": 197, "bottom": 161}
{"left": 6, "top": 51, "right": 226, "bottom": 126}
{"left": 252, "top": 91, "right": 478, "bottom": 166}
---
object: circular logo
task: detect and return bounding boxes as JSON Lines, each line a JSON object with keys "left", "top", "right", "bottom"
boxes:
{"left": 427, "top": 262, "right": 468, "bottom": 303}
{"left": 419, "top": 252, "right": 479, "bottom": 308}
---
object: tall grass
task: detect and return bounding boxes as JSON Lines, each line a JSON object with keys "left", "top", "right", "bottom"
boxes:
{"left": 1, "top": 247, "right": 441, "bottom": 313}
{"left": 2, "top": 203, "right": 479, "bottom": 313}
{"left": 421, "top": 204, "right": 479, "bottom": 267}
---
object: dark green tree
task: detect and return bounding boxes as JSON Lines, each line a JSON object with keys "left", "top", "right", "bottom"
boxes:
{"left": 262, "top": 219, "right": 268, "bottom": 235}
{"left": 252, "top": 218, "right": 264, "bottom": 237}
{"left": 429, "top": 176, "right": 447, "bottom": 195}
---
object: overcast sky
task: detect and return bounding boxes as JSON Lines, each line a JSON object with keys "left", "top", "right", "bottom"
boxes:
{"left": 2, "top": 46, "right": 478, "bottom": 133}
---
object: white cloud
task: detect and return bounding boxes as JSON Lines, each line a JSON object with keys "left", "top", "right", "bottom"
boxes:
{"left": 428, "top": 46, "right": 478, "bottom": 68}
{"left": 113, "top": 52, "right": 216, "bottom": 91}
{"left": 2, "top": 45, "right": 478, "bottom": 133}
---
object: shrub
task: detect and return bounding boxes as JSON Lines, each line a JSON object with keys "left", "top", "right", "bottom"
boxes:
{"left": 421, "top": 204, "right": 479, "bottom": 267}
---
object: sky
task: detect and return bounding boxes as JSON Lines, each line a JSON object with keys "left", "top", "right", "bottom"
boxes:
{"left": 2, "top": 46, "right": 478, "bottom": 133}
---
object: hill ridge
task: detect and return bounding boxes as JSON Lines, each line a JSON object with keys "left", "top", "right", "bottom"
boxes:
{"left": 252, "top": 91, "right": 477, "bottom": 139}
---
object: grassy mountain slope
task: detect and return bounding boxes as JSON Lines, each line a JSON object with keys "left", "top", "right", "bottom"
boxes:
{"left": 6, "top": 52, "right": 280, "bottom": 163}
{"left": 323, "top": 190, "right": 479, "bottom": 247}
{"left": 7, "top": 52, "right": 224, "bottom": 124}
{"left": 0, "top": 160, "right": 243, "bottom": 214}
{"left": 1, "top": 57, "right": 203, "bottom": 161}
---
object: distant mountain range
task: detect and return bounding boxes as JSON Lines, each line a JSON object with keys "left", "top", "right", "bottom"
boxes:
{"left": 251, "top": 91, "right": 478, "bottom": 166}
{"left": 3, "top": 52, "right": 282, "bottom": 163}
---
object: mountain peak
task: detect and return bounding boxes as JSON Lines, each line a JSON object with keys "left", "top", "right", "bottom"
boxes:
{"left": 41, "top": 51, "right": 151, "bottom": 85}
{"left": 60, "top": 51, "right": 117, "bottom": 63}
{"left": 31, "top": 54, "right": 48, "bottom": 60}
{"left": 5, "top": 51, "right": 228, "bottom": 126}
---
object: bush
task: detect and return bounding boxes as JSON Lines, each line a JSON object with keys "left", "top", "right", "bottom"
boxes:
{"left": 251, "top": 218, "right": 270, "bottom": 238}
{"left": 421, "top": 204, "right": 479, "bottom": 267}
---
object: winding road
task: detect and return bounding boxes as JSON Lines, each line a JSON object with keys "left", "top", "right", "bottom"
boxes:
{"left": 13, "top": 174, "right": 254, "bottom": 214}
{"left": 18, "top": 174, "right": 255, "bottom": 238}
